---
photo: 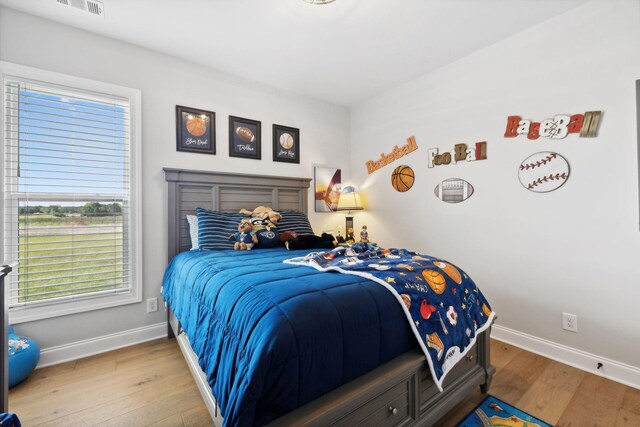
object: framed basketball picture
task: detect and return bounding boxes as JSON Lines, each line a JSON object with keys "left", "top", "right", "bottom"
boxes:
{"left": 229, "top": 116, "right": 261, "bottom": 160}
{"left": 176, "top": 105, "right": 216, "bottom": 154}
{"left": 273, "top": 124, "right": 300, "bottom": 163}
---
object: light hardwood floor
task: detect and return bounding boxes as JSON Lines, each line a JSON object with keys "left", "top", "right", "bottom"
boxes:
{"left": 9, "top": 338, "right": 640, "bottom": 426}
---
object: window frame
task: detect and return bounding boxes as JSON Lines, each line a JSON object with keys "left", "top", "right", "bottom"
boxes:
{"left": 0, "top": 61, "right": 142, "bottom": 324}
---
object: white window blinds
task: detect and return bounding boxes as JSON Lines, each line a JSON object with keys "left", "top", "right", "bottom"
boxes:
{"left": 3, "top": 76, "right": 133, "bottom": 308}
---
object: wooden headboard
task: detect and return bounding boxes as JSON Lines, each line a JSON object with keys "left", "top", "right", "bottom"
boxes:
{"left": 164, "top": 168, "right": 311, "bottom": 261}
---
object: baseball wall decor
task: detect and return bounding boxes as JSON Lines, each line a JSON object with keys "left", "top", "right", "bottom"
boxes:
{"left": 504, "top": 111, "right": 602, "bottom": 140}
{"left": 391, "top": 165, "right": 415, "bottom": 192}
{"left": 273, "top": 124, "right": 300, "bottom": 163}
{"left": 427, "top": 141, "right": 487, "bottom": 168}
{"left": 366, "top": 136, "right": 418, "bottom": 174}
{"left": 518, "top": 152, "right": 570, "bottom": 193}
{"left": 434, "top": 179, "right": 475, "bottom": 203}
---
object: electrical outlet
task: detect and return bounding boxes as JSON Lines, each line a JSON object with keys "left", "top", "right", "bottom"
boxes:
{"left": 562, "top": 312, "right": 578, "bottom": 332}
{"left": 147, "top": 297, "right": 158, "bottom": 313}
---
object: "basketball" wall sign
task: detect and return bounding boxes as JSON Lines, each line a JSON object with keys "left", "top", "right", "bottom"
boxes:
{"left": 391, "top": 165, "right": 415, "bottom": 193}
{"left": 518, "top": 151, "right": 570, "bottom": 193}
{"left": 504, "top": 111, "right": 601, "bottom": 140}
{"left": 427, "top": 142, "right": 487, "bottom": 168}
{"left": 366, "top": 136, "right": 418, "bottom": 174}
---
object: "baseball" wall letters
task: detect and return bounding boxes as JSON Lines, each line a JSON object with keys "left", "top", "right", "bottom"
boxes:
{"left": 427, "top": 142, "right": 487, "bottom": 168}
{"left": 504, "top": 111, "right": 602, "bottom": 140}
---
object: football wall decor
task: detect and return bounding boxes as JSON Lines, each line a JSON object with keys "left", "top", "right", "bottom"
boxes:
{"left": 427, "top": 141, "right": 487, "bottom": 168}
{"left": 518, "top": 151, "right": 570, "bottom": 193}
{"left": 391, "top": 165, "right": 415, "bottom": 192}
{"left": 504, "top": 111, "right": 602, "bottom": 140}
{"left": 366, "top": 136, "right": 418, "bottom": 174}
{"left": 434, "top": 178, "right": 475, "bottom": 203}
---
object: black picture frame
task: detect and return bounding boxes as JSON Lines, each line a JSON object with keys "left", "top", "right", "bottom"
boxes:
{"left": 272, "top": 124, "right": 300, "bottom": 164}
{"left": 176, "top": 105, "right": 216, "bottom": 154}
{"left": 229, "top": 116, "right": 261, "bottom": 160}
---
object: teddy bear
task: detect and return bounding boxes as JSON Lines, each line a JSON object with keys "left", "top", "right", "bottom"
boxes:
{"left": 239, "top": 206, "right": 282, "bottom": 230}
{"left": 229, "top": 218, "right": 258, "bottom": 250}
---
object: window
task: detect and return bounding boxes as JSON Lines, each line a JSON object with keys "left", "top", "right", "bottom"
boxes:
{"left": 1, "top": 62, "right": 141, "bottom": 323}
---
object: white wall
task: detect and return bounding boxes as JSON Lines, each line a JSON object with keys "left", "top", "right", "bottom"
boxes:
{"left": 350, "top": 0, "right": 640, "bottom": 368}
{"left": 0, "top": 7, "right": 350, "bottom": 350}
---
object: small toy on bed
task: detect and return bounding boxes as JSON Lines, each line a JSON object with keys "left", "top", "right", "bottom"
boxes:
{"left": 346, "top": 227, "right": 355, "bottom": 244}
{"left": 359, "top": 225, "right": 369, "bottom": 243}
{"left": 229, "top": 218, "right": 258, "bottom": 250}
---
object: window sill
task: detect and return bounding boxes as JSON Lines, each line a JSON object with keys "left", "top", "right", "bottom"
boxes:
{"left": 8, "top": 291, "right": 142, "bottom": 324}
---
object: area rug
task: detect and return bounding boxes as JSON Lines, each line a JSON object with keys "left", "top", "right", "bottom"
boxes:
{"left": 456, "top": 395, "right": 553, "bottom": 427}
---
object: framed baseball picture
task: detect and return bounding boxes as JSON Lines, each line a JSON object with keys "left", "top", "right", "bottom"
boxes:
{"left": 273, "top": 124, "right": 300, "bottom": 163}
{"left": 229, "top": 116, "right": 261, "bottom": 160}
{"left": 176, "top": 105, "right": 216, "bottom": 154}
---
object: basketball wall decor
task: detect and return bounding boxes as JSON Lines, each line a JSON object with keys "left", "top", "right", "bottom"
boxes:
{"left": 176, "top": 105, "right": 215, "bottom": 155}
{"left": 504, "top": 111, "right": 602, "bottom": 140}
{"left": 518, "top": 151, "right": 570, "bottom": 193}
{"left": 391, "top": 165, "right": 415, "bottom": 192}
{"left": 434, "top": 178, "right": 474, "bottom": 203}
{"left": 366, "top": 136, "right": 418, "bottom": 174}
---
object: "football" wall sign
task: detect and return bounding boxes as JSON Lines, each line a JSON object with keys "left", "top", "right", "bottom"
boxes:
{"left": 427, "top": 142, "right": 487, "bottom": 168}
{"left": 504, "top": 111, "right": 602, "bottom": 140}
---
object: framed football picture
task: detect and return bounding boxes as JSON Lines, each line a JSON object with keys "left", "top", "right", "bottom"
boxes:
{"left": 176, "top": 105, "right": 216, "bottom": 154}
{"left": 229, "top": 116, "right": 261, "bottom": 160}
{"left": 273, "top": 124, "right": 300, "bottom": 163}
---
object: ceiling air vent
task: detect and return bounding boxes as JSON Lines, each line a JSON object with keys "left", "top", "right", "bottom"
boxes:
{"left": 56, "top": 0, "right": 105, "bottom": 18}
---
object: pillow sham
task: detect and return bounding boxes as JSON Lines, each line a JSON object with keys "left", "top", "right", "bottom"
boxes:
{"left": 196, "top": 208, "right": 246, "bottom": 250}
{"left": 277, "top": 210, "right": 315, "bottom": 236}
{"left": 186, "top": 214, "right": 199, "bottom": 250}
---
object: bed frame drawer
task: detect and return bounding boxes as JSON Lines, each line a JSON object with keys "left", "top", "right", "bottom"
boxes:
{"left": 331, "top": 375, "right": 414, "bottom": 427}
{"left": 419, "top": 342, "right": 480, "bottom": 406}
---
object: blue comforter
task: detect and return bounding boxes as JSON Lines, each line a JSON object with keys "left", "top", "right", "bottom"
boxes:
{"left": 285, "top": 244, "right": 495, "bottom": 391}
{"left": 162, "top": 248, "right": 416, "bottom": 426}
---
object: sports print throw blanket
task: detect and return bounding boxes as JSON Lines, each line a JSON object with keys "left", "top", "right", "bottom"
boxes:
{"left": 284, "top": 243, "right": 495, "bottom": 391}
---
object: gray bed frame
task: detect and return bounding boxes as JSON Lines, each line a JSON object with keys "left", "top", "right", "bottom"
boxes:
{"left": 164, "top": 168, "right": 494, "bottom": 427}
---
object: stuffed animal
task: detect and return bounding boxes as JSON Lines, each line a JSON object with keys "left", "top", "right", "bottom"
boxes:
{"left": 229, "top": 218, "right": 258, "bottom": 250}
{"left": 285, "top": 233, "right": 337, "bottom": 250}
{"left": 239, "top": 206, "right": 282, "bottom": 229}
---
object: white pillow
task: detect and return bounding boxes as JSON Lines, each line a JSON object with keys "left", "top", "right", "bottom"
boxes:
{"left": 187, "top": 214, "right": 199, "bottom": 250}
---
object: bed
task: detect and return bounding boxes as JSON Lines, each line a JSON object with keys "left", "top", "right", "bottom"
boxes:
{"left": 163, "top": 168, "right": 495, "bottom": 427}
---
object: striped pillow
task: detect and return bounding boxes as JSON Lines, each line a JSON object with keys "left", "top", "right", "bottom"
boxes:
{"left": 186, "top": 215, "right": 199, "bottom": 250}
{"left": 277, "top": 211, "right": 315, "bottom": 236}
{"left": 196, "top": 208, "right": 246, "bottom": 250}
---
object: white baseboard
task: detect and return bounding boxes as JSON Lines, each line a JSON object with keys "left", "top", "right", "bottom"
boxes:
{"left": 492, "top": 324, "right": 640, "bottom": 390}
{"left": 37, "top": 322, "right": 167, "bottom": 368}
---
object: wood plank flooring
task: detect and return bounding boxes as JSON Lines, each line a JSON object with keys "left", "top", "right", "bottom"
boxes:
{"left": 9, "top": 338, "right": 640, "bottom": 426}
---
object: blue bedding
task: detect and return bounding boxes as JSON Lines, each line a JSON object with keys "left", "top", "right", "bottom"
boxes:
{"left": 162, "top": 248, "right": 416, "bottom": 427}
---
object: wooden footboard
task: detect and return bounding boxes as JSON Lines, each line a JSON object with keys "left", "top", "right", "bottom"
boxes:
{"left": 168, "top": 307, "right": 494, "bottom": 427}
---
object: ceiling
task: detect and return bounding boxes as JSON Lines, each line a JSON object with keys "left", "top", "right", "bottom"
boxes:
{"left": 0, "top": 0, "right": 589, "bottom": 106}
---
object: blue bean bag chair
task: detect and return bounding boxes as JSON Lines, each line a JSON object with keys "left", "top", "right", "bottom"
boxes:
{"left": 8, "top": 326, "right": 40, "bottom": 388}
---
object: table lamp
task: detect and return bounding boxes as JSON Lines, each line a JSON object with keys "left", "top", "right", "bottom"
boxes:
{"left": 336, "top": 187, "right": 363, "bottom": 242}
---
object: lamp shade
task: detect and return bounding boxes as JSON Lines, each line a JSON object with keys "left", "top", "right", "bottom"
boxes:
{"left": 337, "top": 192, "right": 363, "bottom": 212}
